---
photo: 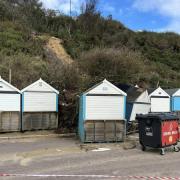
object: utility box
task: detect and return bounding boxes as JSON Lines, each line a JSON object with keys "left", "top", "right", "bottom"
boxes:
{"left": 136, "top": 113, "right": 179, "bottom": 155}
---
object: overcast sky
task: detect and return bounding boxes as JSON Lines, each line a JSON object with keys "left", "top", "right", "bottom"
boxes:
{"left": 40, "top": 0, "right": 180, "bottom": 33}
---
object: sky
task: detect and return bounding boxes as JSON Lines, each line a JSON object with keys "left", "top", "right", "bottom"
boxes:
{"left": 40, "top": 0, "right": 180, "bottom": 33}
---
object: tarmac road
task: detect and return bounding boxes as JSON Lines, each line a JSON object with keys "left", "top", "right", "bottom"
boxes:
{"left": 0, "top": 135, "right": 180, "bottom": 180}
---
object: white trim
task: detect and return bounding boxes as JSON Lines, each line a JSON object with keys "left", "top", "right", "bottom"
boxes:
{"left": 135, "top": 90, "right": 150, "bottom": 103}
{"left": 149, "top": 87, "right": 170, "bottom": 97}
{"left": 103, "top": 79, "right": 127, "bottom": 96}
{"left": 21, "top": 78, "right": 59, "bottom": 94}
{"left": 0, "top": 76, "right": 21, "bottom": 93}
{"left": 172, "top": 89, "right": 180, "bottom": 96}
{"left": 84, "top": 79, "right": 127, "bottom": 96}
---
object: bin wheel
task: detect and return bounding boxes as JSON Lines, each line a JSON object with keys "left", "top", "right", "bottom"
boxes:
{"left": 141, "top": 145, "right": 146, "bottom": 151}
{"left": 174, "top": 146, "right": 179, "bottom": 152}
{"left": 160, "top": 148, "right": 165, "bottom": 155}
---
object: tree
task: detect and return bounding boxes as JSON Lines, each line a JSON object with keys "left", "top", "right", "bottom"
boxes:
{"left": 78, "top": 47, "right": 146, "bottom": 85}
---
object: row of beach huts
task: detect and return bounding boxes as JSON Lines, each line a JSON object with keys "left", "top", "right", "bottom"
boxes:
{"left": 0, "top": 76, "right": 180, "bottom": 143}
{"left": 78, "top": 79, "right": 180, "bottom": 143}
{"left": 0, "top": 76, "right": 59, "bottom": 132}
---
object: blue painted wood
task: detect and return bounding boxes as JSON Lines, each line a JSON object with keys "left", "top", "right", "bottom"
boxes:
{"left": 173, "top": 97, "right": 180, "bottom": 111}
{"left": 21, "top": 92, "right": 24, "bottom": 112}
{"left": 78, "top": 94, "right": 86, "bottom": 142}
{"left": 126, "top": 103, "right": 133, "bottom": 121}
{"left": 171, "top": 96, "right": 173, "bottom": 111}
{"left": 124, "top": 96, "right": 126, "bottom": 119}
{"left": 56, "top": 94, "right": 58, "bottom": 112}
{"left": 83, "top": 94, "right": 86, "bottom": 120}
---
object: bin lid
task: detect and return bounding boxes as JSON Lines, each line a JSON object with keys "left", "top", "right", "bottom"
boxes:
{"left": 136, "top": 113, "right": 179, "bottom": 121}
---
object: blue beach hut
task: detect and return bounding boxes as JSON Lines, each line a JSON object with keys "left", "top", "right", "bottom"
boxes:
{"left": 165, "top": 89, "right": 180, "bottom": 112}
{"left": 78, "top": 79, "right": 127, "bottom": 143}
{"left": 126, "top": 87, "right": 150, "bottom": 121}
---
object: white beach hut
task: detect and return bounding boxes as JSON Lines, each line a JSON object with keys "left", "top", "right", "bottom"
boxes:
{"left": 148, "top": 87, "right": 170, "bottom": 112}
{"left": 0, "top": 76, "right": 21, "bottom": 132}
{"left": 21, "top": 78, "right": 59, "bottom": 130}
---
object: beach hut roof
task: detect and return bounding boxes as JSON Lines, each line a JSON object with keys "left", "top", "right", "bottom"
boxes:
{"left": 126, "top": 87, "right": 146, "bottom": 102}
{"left": 0, "top": 76, "right": 20, "bottom": 93}
{"left": 21, "top": 78, "right": 59, "bottom": 94}
{"left": 84, "top": 79, "right": 127, "bottom": 96}
{"left": 165, "top": 88, "right": 179, "bottom": 96}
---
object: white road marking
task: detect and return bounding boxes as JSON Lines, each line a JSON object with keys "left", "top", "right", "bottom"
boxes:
{"left": 1, "top": 173, "right": 180, "bottom": 179}
{"left": 92, "top": 148, "right": 111, "bottom": 152}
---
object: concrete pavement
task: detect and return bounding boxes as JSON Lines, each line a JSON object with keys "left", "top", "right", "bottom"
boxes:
{"left": 0, "top": 136, "right": 180, "bottom": 180}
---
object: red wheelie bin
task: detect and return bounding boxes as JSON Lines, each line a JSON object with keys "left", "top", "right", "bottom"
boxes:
{"left": 136, "top": 113, "right": 179, "bottom": 155}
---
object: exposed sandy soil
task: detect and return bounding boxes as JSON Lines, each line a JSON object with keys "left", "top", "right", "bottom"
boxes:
{"left": 46, "top": 37, "right": 73, "bottom": 64}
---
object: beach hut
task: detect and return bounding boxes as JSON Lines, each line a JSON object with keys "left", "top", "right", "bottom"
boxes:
{"left": 165, "top": 88, "right": 180, "bottom": 113}
{"left": 126, "top": 87, "right": 150, "bottom": 121}
{"left": 148, "top": 87, "right": 170, "bottom": 112}
{"left": 21, "top": 78, "right": 59, "bottom": 131}
{"left": 0, "top": 76, "right": 21, "bottom": 132}
{"left": 78, "top": 79, "right": 127, "bottom": 143}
